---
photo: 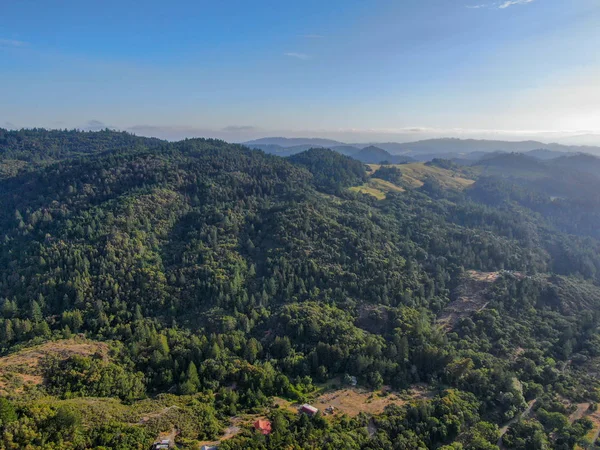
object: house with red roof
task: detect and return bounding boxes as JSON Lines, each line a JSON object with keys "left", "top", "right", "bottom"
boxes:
{"left": 299, "top": 404, "right": 319, "bottom": 417}
{"left": 254, "top": 419, "right": 272, "bottom": 435}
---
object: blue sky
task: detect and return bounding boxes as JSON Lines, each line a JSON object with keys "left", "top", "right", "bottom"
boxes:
{"left": 1, "top": 0, "right": 599, "bottom": 143}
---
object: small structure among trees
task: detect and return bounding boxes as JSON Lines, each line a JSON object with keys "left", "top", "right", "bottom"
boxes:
{"left": 254, "top": 419, "right": 272, "bottom": 435}
{"left": 152, "top": 439, "right": 171, "bottom": 449}
{"left": 299, "top": 404, "right": 319, "bottom": 417}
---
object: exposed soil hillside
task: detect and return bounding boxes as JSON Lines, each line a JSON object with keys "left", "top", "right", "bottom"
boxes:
{"left": 438, "top": 271, "right": 502, "bottom": 330}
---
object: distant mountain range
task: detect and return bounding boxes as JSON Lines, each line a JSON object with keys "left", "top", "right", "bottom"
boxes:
{"left": 370, "top": 138, "right": 600, "bottom": 157}
{"left": 351, "top": 146, "right": 414, "bottom": 164}
{"left": 244, "top": 141, "right": 414, "bottom": 164}
{"left": 244, "top": 137, "right": 345, "bottom": 148}
{"left": 243, "top": 137, "right": 600, "bottom": 163}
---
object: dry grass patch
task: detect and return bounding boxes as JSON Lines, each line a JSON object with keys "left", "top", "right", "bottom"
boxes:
{"left": 368, "top": 163, "right": 475, "bottom": 190}
{"left": 349, "top": 184, "right": 386, "bottom": 200}
{"left": 583, "top": 410, "right": 600, "bottom": 446}
{"left": 311, "top": 388, "right": 404, "bottom": 417}
{"left": 572, "top": 407, "right": 600, "bottom": 449}
{"left": 0, "top": 338, "right": 109, "bottom": 394}
{"left": 369, "top": 178, "right": 405, "bottom": 193}
{"left": 396, "top": 163, "right": 475, "bottom": 190}
{"left": 275, "top": 384, "right": 432, "bottom": 418}
{"left": 349, "top": 177, "right": 405, "bottom": 200}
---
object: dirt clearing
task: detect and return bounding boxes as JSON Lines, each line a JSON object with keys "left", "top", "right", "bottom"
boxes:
{"left": 312, "top": 388, "right": 405, "bottom": 417}
{"left": 197, "top": 417, "right": 245, "bottom": 448}
{"left": 438, "top": 270, "right": 502, "bottom": 330}
{"left": 570, "top": 403, "right": 591, "bottom": 423}
{"left": 276, "top": 384, "right": 432, "bottom": 418}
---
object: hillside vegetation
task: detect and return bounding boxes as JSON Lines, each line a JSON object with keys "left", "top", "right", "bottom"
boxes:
{"left": 1, "top": 130, "right": 600, "bottom": 448}
{"left": 351, "top": 162, "right": 475, "bottom": 200}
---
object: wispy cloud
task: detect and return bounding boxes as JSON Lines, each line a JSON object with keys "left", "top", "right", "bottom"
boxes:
{"left": 499, "top": 0, "right": 535, "bottom": 8}
{"left": 301, "top": 34, "right": 324, "bottom": 39}
{"left": 284, "top": 52, "right": 310, "bottom": 60}
{"left": 466, "top": 0, "right": 535, "bottom": 9}
{"left": 0, "top": 38, "right": 28, "bottom": 48}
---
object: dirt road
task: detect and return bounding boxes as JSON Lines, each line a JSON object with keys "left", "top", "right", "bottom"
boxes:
{"left": 497, "top": 399, "right": 537, "bottom": 449}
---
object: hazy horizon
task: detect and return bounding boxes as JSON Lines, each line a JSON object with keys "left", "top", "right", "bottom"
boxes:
{"left": 3, "top": 123, "right": 600, "bottom": 147}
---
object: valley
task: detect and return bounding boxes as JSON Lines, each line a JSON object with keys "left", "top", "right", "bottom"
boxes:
{"left": 1, "top": 129, "right": 600, "bottom": 448}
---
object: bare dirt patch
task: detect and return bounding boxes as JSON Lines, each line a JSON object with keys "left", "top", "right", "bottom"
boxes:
{"left": 198, "top": 416, "right": 245, "bottom": 448}
{"left": 570, "top": 405, "right": 600, "bottom": 449}
{"left": 222, "top": 420, "right": 242, "bottom": 440}
{"left": 570, "top": 403, "right": 591, "bottom": 423}
{"left": 438, "top": 270, "right": 503, "bottom": 330}
{"left": 156, "top": 428, "right": 178, "bottom": 447}
{"left": 313, "top": 388, "right": 404, "bottom": 417}
{"left": 276, "top": 384, "right": 433, "bottom": 419}
{"left": 0, "top": 338, "right": 109, "bottom": 394}
{"left": 315, "top": 384, "right": 433, "bottom": 417}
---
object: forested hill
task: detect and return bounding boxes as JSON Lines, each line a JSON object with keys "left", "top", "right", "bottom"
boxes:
{"left": 2, "top": 129, "right": 600, "bottom": 449}
{"left": 0, "top": 128, "right": 165, "bottom": 162}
